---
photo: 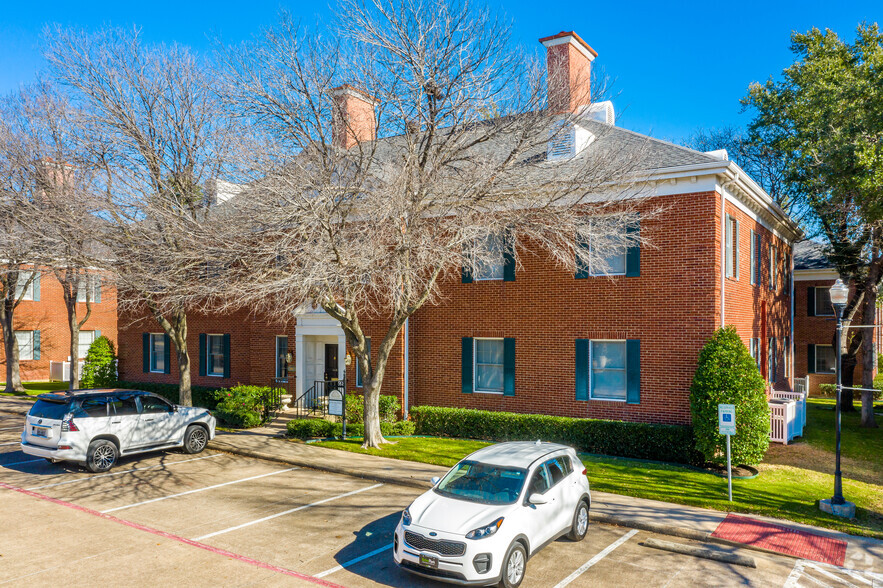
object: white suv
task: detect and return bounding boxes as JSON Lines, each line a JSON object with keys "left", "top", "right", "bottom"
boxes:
{"left": 394, "top": 441, "right": 591, "bottom": 588}
{"left": 21, "top": 389, "right": 216, "bottom": 472}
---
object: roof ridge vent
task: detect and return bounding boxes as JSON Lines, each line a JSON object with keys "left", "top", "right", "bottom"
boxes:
{"left": 548, "top": 121, "right": 596, "bottom": 161}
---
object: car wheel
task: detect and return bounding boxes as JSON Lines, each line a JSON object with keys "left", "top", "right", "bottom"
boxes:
{"left": 499, "top": 541, "right": 527, "bottom": 588}
{"left": 183, "top": 425, "right": 208, "bottom": 454}
{"left": 567, "top": 499, "right": 590, "bottom": 541}
{"left": 86, "top": 439, "right": 118, "bottom": 473}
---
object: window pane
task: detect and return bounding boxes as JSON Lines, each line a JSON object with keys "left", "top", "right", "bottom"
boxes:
{"left": 592, "top": 370, "right": 626, "bottom": 399}
{"left": 78, "top": 331, "right": 95, "bottom": 359}
{"left": 591, "top": 342, "right": 625, "bottom": 370}
{"left": 546, "top": 458, "right": 567, "bottom": 485}
{"left": 15, "top": 272, "right": 33, "bottom": 301}
{"left": 528, "top": 466, "right": 551, "bottom": 495}
{"left": 80, "top": 397, "right": 110, "bottom": 417}
{"left": 110, "top": 395, "right": 139, "bottom": 416}
{"left": 815, "top": 288, "right": 834, "bottom": 315}
{"left": 209, "top": 335, "right": 224, "bottom": 375}
{"left": 816, "top": 346, "right": 836, "bottom": 374}
{"left": 15, "top": 331, "right": 33, "bottom": 361}
{"left": 141, "top": 396, "right": 172, "bottom": 414}
{"left": 276, "top": 336, "right": 289, "bottom": 379}
{"left": 476, "top": 364, "right": 503, "bottom": 391}
{"left": 474, "top": 235, "right": 505, "bottom": 280}
{"left": 151, "top": 335, "right": 165, "bottom": 372}
{"left": 593, "top": 234, "right": 626, "bottom": 275}
{"left": 476, "top": 339, "right": 504, "bottom": 364}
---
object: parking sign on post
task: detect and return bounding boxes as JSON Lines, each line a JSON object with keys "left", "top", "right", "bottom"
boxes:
{"left": 718, "top": 404, "right": 736, "bottom": 501}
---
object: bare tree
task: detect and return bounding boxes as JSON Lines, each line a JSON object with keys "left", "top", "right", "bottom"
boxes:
{"left": 43, "top": 26, "right": 241, "bottom": 404}
{"left": 198, "top": 1, "right": 654, "bottom": 447}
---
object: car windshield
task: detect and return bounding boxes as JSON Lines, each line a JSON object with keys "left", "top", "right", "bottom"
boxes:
{"left": 29, "top": 399, "right": 72, "bottom": 420}
{"left": 434, "top": 461, "right": 526, "bottom": 505}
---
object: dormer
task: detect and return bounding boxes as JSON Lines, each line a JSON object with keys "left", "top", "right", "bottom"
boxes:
{"left": 547, "top": 121, "right": 596, "bottom": 161}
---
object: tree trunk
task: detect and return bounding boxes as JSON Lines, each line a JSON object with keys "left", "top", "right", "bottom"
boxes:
{"left": 1, "top": 306, "right": 24, "bottom": 393}
{"left": 172, "top": 311, "right": 192, "bottom": 406}
{"left": 68, "top": 310, "right": 80, "bottom": 390}
{"left": 860, "top": 286, "right": 879, "bottom": 427}
{"left": 362, "top": 376, "right": 385, "bottom": 448}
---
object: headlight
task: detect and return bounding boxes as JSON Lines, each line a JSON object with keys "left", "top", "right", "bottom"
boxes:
{"left": 466, "top": 517, "right": 504, "bottom": 539}
{"left": 402, "top": 508, "right": 412, "bottom": 526}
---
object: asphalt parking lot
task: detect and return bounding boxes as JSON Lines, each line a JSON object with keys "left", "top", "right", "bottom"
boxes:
{"left": 1, "top": 412, "right": 880, "bottom": 588}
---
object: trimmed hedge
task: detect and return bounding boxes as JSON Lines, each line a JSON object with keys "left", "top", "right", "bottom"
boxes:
{"left": 345, "top": 393, "right": 401, "bottom": 424}
{"left": 410, "top": 406, "right": 702, "bottom": 465}
{"left": 115, "top": 381, "right": 220, "bottom": 410}
{"left": 287, "top": 419, "right": 416, "bottom": 439}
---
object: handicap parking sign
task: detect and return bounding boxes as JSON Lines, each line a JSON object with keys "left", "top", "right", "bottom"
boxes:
{"left": 718, "top": 404, "right": 736, "bottom": 435}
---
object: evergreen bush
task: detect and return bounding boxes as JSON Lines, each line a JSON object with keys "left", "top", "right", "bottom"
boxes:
{"left": 80, "top": 336, "right": 117, "bottom": 388}
{"left": 690, "top": 326, "right": 770, "bottom": 466}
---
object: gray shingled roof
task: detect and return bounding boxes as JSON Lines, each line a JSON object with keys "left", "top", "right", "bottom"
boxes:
{"left": 586, "top": 123, "right": 720, "bottom": 170}
{"left": 794, "top": 240, "right": 833, "bottom": 270}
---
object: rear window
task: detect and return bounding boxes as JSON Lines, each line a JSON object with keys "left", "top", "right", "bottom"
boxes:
{"left": 29, "top": 399, "right": 72, "bottom": 420}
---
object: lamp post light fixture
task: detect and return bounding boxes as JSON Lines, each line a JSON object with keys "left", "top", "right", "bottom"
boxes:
{"left": 819, "top": 278, "right": 856, "bottom": 519}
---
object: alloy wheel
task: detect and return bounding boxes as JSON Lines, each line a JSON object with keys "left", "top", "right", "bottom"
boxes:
{"left": 188, "top": 428, "right": 207, "bottom": 452}
{"left": 577, "top": 505, "right": 589, "bottom": 536}
{"left": 507, "top": 548, "right": 525, "bottom": 584}
{"left": 93, "top": 445, "right": 115, "bottom": 470}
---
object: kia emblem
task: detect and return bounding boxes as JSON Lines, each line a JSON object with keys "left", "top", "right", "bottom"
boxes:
{"left": 37, "top": 419, "right": 42, "bottom": 424}
{"left": 429, "top": 532, "right": 437, "bottom": 536}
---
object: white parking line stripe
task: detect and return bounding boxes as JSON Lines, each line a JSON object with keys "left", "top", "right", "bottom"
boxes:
{"left": 101, "top": 467, "right": 300, "bottom": 513}
{"left": 194, "top": 483, "right": 384, "bottom": 541}
{"left": 804, "top": 562, "right": 862, "bottom": 588}
{"left": 0, "top": 442, "right": 20, "bottom": 446}
{"left": 1, "top": 458, "right": 44, "bottom": 467}
{"left": 314, "top": 544, "right": 392, "bottom": 578}
{"left": 806, "top": 560, "right": 883, "bottom": 584}
{"left": 552, "top": 529, "right": 639, "bottom": 588}
{"left": 27, "top": 453, "right": 222, "bottom": 490}
{"left": 784, "top": 560, "right": 806, "bottom": 588}
{"left": 0, "top": 426, "right": 21, "bottom": 430}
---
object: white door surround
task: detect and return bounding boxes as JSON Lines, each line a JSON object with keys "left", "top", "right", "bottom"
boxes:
{"left": 294, "top": 312, "right": 347, "bottom": 401}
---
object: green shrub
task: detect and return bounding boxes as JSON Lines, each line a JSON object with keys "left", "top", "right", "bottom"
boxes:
{"left": 878, "top": 353, "right": 883, "bottom": 373}
{"left": 690, "top": 326, "right": 770, "bottom": 466}
{"left": 114, "top": 380, "right": 220, "bottom": 409}
{"left": 213, "top": 385, "right": 273, "bottom": 428}
{"left": 819, "top": 383, "right": 836, "bottom": 397}
{"left": 345, "top": 393, "right": 401, "bottom": 424}
{"left": 286, "top": 418, "right": 416, "bottom": 439}
{"left": 410, "top": 406, "right": 701, "bottom": 465}
{"left": 80, "top": 336, "right": 117, "bottom": 388}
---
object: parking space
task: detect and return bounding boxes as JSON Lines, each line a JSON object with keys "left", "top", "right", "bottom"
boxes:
{"left": 1, "top": 415, "right": 879, "bottom": 587}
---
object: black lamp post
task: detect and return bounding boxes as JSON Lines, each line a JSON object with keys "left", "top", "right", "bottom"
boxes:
{"left": 821, "top": 278, "right": 854, "bottom": 517}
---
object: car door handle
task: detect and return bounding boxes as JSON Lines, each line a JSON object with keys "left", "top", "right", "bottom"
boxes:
{"left": 143, "top": 418, "right": 154, "bottom": 422}
{"left": 111, "top": 420, "right": 121, "bottom": 424}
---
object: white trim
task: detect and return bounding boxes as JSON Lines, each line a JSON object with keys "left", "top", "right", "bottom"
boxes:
{"left": 540, "top": 35, "right": 596, "bottom": 62}
{"left": 473, "top": 337, "right": 505, "bottom": 394}
{"left": 794, "top": 269, "right": 838, "bottom": 281}
{"left": 275, "top": 335, "right": 289, "bottom": 379}
{"left": 149, "top": 333, "right": 165, "bottom": 374}
{"left": 814, "top": 344, "right": 835, "bottom": 374}
{"left": 205, "top": 333, "right": 225, "bottom": 377}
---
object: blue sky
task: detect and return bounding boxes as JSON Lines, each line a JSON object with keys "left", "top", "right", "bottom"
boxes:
{"left": 1, "top": 0, "right": 878, "bottom": 143}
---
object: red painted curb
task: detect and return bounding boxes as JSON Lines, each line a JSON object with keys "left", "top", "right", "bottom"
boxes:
{"left": 0, "top": 482, "right": 346, "bottom": 587}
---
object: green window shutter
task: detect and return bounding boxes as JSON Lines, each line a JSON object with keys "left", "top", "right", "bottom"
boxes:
{"left": 461, "top": 337, "right": 473, "bottom": 393}
{"left": 142, "top": 333, "right": 150, "bottom": 373}
{"left": 807, "top": 287, "right": 815, "bottom": 317}
{"left": 461, "top": 266, "right": 473, "bottom": 284}
{"left": 625, "top": 222, "right": 640, "bottom": 277}
{"left": 32, "top": 273, "right": 40, "bottom": 301}
{"left": 626, "top": 339, "right": 641, "bottom": 404}
{"left": 199, "top": 334, "right": 207, "bottom": 377}
{"left": 807, "top": 345, "right": 816, "bottom": 374}
{"left": 503, "top": 246, "right": 516, "bottom": 282}
{"left": 575, "top": 239, "right": 589, "bottom": 279}
{"left": 33, "top": 330, "right": 41, "bottom": 360}
{"left": 575, "top": 339, "right": 589, "bottom": 400}
{"left": 163, "top": 334, "right": 171, "bottom": 374}
{"left": 503, "top": 338, "right": 515, "bottom": 396}
{"left": 750, "top": 231, "right": 756, "bottom": 285}
{"left": 223, "top": 334, "right": 231, "bottom": 378}
{"left": 734, "top": 220, "right": 740, "bottom": 280}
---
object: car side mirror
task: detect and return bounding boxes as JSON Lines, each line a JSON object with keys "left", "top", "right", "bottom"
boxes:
{"left": 172, "top": 405, "right": 179, "bottom": 412}
{"left": 430, "top": 476, "right": 440, "bottom": 486}
{"left": 528, "top": 493, "right": 549, "bottom": 505}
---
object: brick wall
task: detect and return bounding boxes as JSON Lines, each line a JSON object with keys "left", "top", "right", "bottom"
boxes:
{"left": 0, "top": 273, "right": 118, "bottom": 382}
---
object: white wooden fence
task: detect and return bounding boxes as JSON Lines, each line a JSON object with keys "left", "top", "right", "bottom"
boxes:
{"left": 769, "top": 388, "right": 807, "bottom": 445}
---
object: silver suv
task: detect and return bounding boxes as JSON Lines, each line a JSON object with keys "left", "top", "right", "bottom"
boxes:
{"left": 21, "top": 389, "right": 216, "bottom": 472}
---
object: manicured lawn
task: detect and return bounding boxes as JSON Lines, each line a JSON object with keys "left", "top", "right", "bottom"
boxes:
{"left": 0, "top": 381, "right": 70, "bottom": 396}
{"left": 802, "top": 398, "right": 883, "bottom": 466}
{"left": 314, "top": 436, "right": 883, "bottom": 539}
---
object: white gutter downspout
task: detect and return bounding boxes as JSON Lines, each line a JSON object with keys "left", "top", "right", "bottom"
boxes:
{"left": 403, "top": 317, "right": 409, "bottom": 418}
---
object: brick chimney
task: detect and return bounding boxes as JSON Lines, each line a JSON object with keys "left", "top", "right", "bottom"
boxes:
{"left": 331, "top": 85, "right": 378, "bottom": 149}
{"left": 539, "top": 31, "right": 597, "bottom": 113}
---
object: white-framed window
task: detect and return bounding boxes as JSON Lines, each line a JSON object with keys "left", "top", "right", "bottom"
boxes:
{"left": 725, "top": 215, "right": 739, "bottom": 279}
{"left": 15, "top": 271, "right": 35, "bottom": 301}
{"left": 769, "top": 245, "right": 778, "bottom": 291}
{"left": 78, "top": 331, "right": 96, "bottom": 359}
{"left": 76, "top": 277, "right": 101, "bottom": 303}
{"left": 149, "top": 333, "right": 166, "bottom": 373}
{"left": 15, "top": 330, "right": 35, "bottom": 361}
{"left": 473, "top": 235, "right": 506, "bottom": 281}
{"left": 590, "top": 340, "right": 627, "bottom": 401}
{"left": 814, "top": 287, "right": 834, "bottom": 316}
{"left": 815, "top": 345, "right": 836, "bottom": 374}
{"left": 356, "top": 337, "right": 371, "bottom": 387}
{"left": 590, "top": 233, "right": 626, "bottom": 276}
{"left": 474, "top": 338, "right": 504, "bottom": 393}
{"left": 275, "top": 336, "right": 289, "bottom": 379}
{"left": 207, "top": 334, "right": 225, "bottom": 376}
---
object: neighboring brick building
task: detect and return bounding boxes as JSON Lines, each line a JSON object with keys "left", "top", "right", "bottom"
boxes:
{"left": 1, "top": 270, "right": 117, "bottom": 382}
{"left": 117, "top": 31, "right": 802, "bottom": 426}
{"left": 792, "top": 241, "right": 878, "bottom": 395}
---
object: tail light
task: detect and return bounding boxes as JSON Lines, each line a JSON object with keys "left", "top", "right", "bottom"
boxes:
{"left": 61, "top": 415, "right": 79, "bottom": 432}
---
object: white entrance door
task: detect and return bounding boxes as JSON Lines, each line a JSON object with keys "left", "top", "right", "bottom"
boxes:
{"left": 304, "top": 341, "right": 325, "bottom": 390}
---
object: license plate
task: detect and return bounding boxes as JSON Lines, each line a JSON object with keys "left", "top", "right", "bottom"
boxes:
{"left": 418, "top": 553, "right": 438, "bottom": 569}
{"left": 31, "top": 426, "right": 50, "bottom": 438}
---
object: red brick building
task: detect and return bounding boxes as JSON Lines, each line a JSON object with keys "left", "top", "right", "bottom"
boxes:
{"left": 1, "top": 270, "right": 117, "bottom": 382}
{"left": 116, "top": 31, "right": 802, "bottom": 426}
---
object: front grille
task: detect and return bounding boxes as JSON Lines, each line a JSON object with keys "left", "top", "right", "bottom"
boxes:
{"left": 404, "top": 531, "right": 466, "bottom": 556}
{"left": 401, "top": 560, "right": 467, "bottom": 581}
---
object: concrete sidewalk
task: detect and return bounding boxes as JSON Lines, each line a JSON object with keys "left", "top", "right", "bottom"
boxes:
{"left": 207, "top": 429, "right": 883, "bottom": 572}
